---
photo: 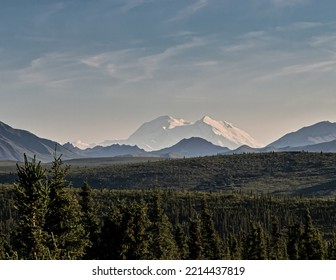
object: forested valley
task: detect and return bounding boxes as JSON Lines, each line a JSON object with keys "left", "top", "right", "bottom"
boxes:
{"left": 1, "top": 152, "right": 336, "bottom": 260}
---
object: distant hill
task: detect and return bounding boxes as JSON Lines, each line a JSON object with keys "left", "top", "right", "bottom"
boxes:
{"left": 152, "top": 137, "right": 230, "bottom": 158}
{"left": 228, "top": 139, "right": 336, "bottom": 154}
{"left": 227, "top": 145, "right": 261, "bottom": 154}
{"left": 0, "top": 121, "right": 79, "bottom": 162}
{"left": 65, "top": 137, "right": 231, "bottom": 159}
{"left": 58, "top": 152, "right": 336, "bottom": 197}
{"left": 282, "top": 139, "right": 336, "bottom": 153}
{"left": 2, "top": 118, "right": 336, "bottom": 162}
{"left": 82, "top": 144, "right": 147, "bottom": 158}
{"left": 268, "top": 121, "right": 336, "bottom": 148}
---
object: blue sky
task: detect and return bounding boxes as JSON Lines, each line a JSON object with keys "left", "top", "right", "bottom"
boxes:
{"left": 1, "top": 0, "right": 336, "bottom": 146}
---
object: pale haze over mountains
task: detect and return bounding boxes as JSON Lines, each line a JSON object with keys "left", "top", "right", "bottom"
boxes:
{"left": 1, "top": 117, "right": 336, "bottom": 162}
{"left": 268, "top": 121, "right": 336, "bottom": 148}
{"left": 0, "top": 121, "right": 79, "bottom": 162}
{"left": 102, "top": 115, "right": 263, "bottom": 151}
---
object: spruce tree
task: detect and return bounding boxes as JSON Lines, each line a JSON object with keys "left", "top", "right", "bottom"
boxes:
{"left": 100, "top": 199, "right": 151, "bottom": 260}
{"left": 148, "top": 191, "right": 179, "bottom": 259}
{"left": 132, "top": 200, "right": 151, "bottom": 259}
{"left": 0, "top": 232, "right": 17, "bottom": 260}
{"left": 120, "top": 200, "right": 151, "bottom": 259}
{"left": 243, "top": 222, "right": 267, "bottom": 260}
{"left": 326, "top": 233, "right": 336, "bottom": 260}
{"left": 200, "top": 198, "right": 223, "bottom": 259}
{"left": 300, "top": 208, "right": 325, "bottom": 260}
{"left": 13, "top": 155, "right": 50, "bottom": 259}
{"left": 0, "top": 230, "right": 8, "bottom": 260}
{"left": 79, "top": 181, "right": 100, "bottom": 259}
{"left": 228, "top": 234, "right": 241, "bottom": 260}
{"left": 45, "top": 153, "right": 89, "bottom": 259}
{"left": 269, "top": 217, "right": 287, "bottom": 259}
{"left": 188, "top": 216, "right": 204, "bottom": 260}
{"left": 287, "top": 223, "right": 303, "bottom": 260}
{"left": 175, "top": 223, "right": 189, "bottom": 260}
{"left": 99, "top": 201, "right": 125, "bottom": 259}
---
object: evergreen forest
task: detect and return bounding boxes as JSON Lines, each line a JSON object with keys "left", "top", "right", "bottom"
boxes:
{"left": 0, "top": 152, "right": 336, "bottom": 260}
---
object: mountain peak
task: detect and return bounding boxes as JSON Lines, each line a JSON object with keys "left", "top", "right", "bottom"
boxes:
{"left": 125, "top": 115, "right": 261, "bottom": 150}
{"left": 268, "top": 120, "right": 336, "bottom": 148}
{"left": 201, "top": 115, "right": 213, "bottom": 122}
{"left": 63, "top": 142, "right": 75, "bottom": 149}
{"left": 0, "top": 121, "right": 80, "bottom": 162}
{"left": 153, "top": 115, "right": 173, "bottom": 122}
{"left": 200, "top": 115, "right": 215, "bottom": 124}
{"left": 153, "top": 137, "right": 230, "bottom": 158}
{"left": 200, "top": 115, "right": 233, "bottom": 129}
{"left": 166, "top": 116, "right": 190, "bottom": 129}
{"left": 132, "top": 115, "right": 191, "bottom": 133}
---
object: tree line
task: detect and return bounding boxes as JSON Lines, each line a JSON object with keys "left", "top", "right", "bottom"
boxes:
{"left": 0, "top": 154, "right": 336, "bottom": 259}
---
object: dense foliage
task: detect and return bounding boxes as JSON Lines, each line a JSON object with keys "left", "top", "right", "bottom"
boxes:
{"left": 1, "top": 152, "right": 336, "bottom": 196}
{"left": 0, "top": 152, "right": 336, "bottom": 259}
{"left": 66, "top": 152, "right": 336, "bottom": 196}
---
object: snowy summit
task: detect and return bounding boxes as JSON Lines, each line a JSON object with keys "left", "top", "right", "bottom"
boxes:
{"left": 123, "top": 115, "right": 262, "bottom": 151}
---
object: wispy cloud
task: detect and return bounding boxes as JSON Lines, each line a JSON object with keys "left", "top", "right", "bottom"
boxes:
{"left": 163, "top": 30, "right": 197, "bottom": 38}
{"left": 18, "top": 53, "right": 66, "bottom": 85}
{"left": 271, "top": 0, "right": 309, "bottom": 7}
{"left": 222, "top": 31, "right": 274, "bottom": 53}
{"left": 281, "top": 59, "right": 336, "bottom": 75}
{"left": 239, "top": 31, "right": 267, "bottom": 39}
{"left": 310, "top": 33, "right": 336, "bottom": 47}
{"left": 221, "top": 20, "right": 328, "bottom": 54}
{"left": 81, "top": 49, "right": 134, "bottom": 69}
{"left": 276, "top": 21, "right": 323, "bottom": 31}
{"left": 168, "top": 0, "right": 209, "bottom": 22}
{"left": 15, "top": 53, "right": 93, "bottom": 89}
{"left": 81, "top": 49, "right": 145, "bottom": 82}
{"left": 120, "top": 0, "right": 151, "bottom": 12}
{"left": 34, "top": 2, "right": 65, "bottom": 24}
{"left": 222, "top": 42, "right": 258, "bottom": 52}
{"left": 81, "top": 37, "right": 205, "bottom": 83}
{"left": 135, "top": 38, "right": 205, "bottom": 81}
{"left": 254, "top": 57, "right": 336, "bottom": 82}
{"left": 194, "top": 60, "right": 218, "bottom": 67}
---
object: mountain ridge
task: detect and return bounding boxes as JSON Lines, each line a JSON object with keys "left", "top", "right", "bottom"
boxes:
{"left": 0, "top": 121, "right": 80, "bottom": 162}
{"left": 105, "top": 115, "right": 262, "bottom": 151}
{"left": 152, "top": 137, "right": 230, "bottom": 158}
{"left": 268, "top": 121, "right": 336, "bottom": 148}
{"left": 1, "top": 118, "right": 336, "bottom": 162}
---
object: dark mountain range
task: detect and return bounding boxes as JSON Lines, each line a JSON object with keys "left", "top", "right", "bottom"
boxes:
{"left": 152, "top": 137, "right": 230, "bottom": 158}
{"left": 228, "top": 139, "right": 336, "bottom": 154}
{"left": 65, "top": 137, "right": 230, "bottom": 159}
{"left": 2, "top": 119, "right": 336, "bottom": 162}
{"left": 0, "top": 121, "right": 79, "bottom": 162}
{"left": 63, "top": 142, "right": 148, "bottom": 158}
{"left": 281, "top": 139, "right": 336, "bottom": 153}
{"left": 228, "top": 145, "right": 262, "bottom": 154}
{"left": 268, "top": 121, "right": 336, "bottom": 148}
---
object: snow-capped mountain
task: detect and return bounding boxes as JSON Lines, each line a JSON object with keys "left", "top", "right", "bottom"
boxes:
{"left": 122, "top": 115, "right": 262, "bottom": 150}
{"left": 268, "top": 121, "right": 336, "bottom": 148}
{"left": 3, "top": 118, "right": 336, "bottom": 162}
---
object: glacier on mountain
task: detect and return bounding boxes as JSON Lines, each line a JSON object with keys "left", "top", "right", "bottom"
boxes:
{"left": 120, "top": 115, "right": 262, "bottom": 151}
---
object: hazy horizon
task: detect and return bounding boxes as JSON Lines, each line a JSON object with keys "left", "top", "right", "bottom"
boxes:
{"left": 1, "top": 0, "right": 336, "bottom": 146}
{"left": 2, "top": 115, "right": 335, "bottom": 149}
